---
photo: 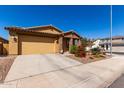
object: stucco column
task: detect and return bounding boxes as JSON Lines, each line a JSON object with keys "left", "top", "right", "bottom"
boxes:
{"left": 78, "top": 39, "right": 81, "bottom": 46}
{"left": 59, "top": 36, "right": 63, "bottom": 53}
{"left": 9, "top": 31, "right": 19, "bottom": 55}
{"left": 69, "top": 38, "right": 73, "bottom": 47}
{"left": 54, "top": 40, "right": 57, "bottom": 53}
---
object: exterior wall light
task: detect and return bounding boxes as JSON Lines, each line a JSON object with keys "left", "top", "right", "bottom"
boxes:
{"left": 13, "top": 37, "right": 17, "bottom": 42}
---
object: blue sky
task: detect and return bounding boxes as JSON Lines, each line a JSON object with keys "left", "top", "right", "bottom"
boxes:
{"left": 0, "top": 5, "right": 111, "bottom": 40}
{"left": 113, "top": 5, "right": 124, "bottom": 36}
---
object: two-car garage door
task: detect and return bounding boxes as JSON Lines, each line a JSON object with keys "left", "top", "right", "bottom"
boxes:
{"left": 19, "top": 35, "right": 58, "bottom": 55}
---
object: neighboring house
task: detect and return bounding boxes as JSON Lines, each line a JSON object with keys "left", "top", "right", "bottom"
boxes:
{"left": 99, "top": 36, "right": 124, "bottom": 53}
{"left": 5, "top": 25, "right": 81, "bottom": 55}
{"left": 0, "top": 37, "right": 8, "bottom": 55}
{"left": 92, "top": 40, "right": 101, "bottom": 49}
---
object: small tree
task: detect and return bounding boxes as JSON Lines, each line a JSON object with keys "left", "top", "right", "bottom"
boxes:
{"left": 81, "top": 37, "right": 88, "bottom": 47}
{"left": 81, "top": 37, "right": 93, "bottom": 47}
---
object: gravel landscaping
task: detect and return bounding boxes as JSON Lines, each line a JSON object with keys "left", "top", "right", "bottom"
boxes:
{"left": 67, "top": 54, "right": 111, "bottom": 64}
{"left": 0, "top": 56, "right": 15, "bottom": 83}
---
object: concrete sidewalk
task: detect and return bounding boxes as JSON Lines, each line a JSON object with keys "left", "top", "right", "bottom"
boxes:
{"left": 0, "top": 55, "right": 124, "bottom": 88}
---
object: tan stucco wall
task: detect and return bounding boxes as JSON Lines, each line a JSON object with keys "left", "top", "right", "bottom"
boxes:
{"left": 54, "top": 39, "right": 59, "bottom": 53}
{"left": 0, "top": 42, "right": 2, "bottom": 55}
{"left": 0, "top": 40, "right": 9, "bottom": 55}
{"left": 9, "top": 31, "right": 19, "bottom": 55}
{"left": 3, "top": 43, "right": 9, "bottom": 55}
{"left": 8, "top": 28, "right": 81, "bottom": 55}
{"left": 18, "top": 35, "right": 59, "bottom": 55}
{"left": 8, "top": 29, "right": 61, "bottom": 55}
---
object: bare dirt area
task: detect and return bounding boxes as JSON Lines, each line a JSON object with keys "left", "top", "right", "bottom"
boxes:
{"left": 67, "top": 54, "right": 111, "bottom": 64}
{"left": 0, "top": 56, "right": 16, "bottom": 83}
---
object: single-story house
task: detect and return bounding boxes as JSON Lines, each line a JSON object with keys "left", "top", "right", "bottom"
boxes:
{"left": 5, "top": 25, "right": 81, "bottom": 55}
{"left": 0, "top": 37, "right": 8, "bottom": 55}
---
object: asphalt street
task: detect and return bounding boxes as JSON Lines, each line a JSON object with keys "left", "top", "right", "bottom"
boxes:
{"left": 109, "top": 74, "right": 124, "bottom": 88}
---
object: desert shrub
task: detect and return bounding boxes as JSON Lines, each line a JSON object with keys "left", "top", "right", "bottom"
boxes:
{"left": 75, "top": 46, "right": 86, "bottom": 57}
{"left": 91, "top": 47, "right": 101, "bottom": 55}
{"left": 69, "top": 45, "right": 77, "bottom": 54}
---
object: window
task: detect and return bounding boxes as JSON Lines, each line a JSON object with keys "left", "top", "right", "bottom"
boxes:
{"left": 74, "top": 39, "right": 78, "bottom": 45}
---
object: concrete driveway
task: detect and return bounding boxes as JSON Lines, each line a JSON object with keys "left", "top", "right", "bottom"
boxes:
{"left": 5, "top": 54, "right": 82, "bottom": 82}
{"left": 1, "top": 54, "right": 124, "bottom": 88}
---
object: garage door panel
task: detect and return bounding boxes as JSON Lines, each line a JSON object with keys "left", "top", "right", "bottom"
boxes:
{"left": 20, "top": 36, "right": 55, "bottom": 43}
{"left": 19, "top": 35, "right": 56, "bottom": 55}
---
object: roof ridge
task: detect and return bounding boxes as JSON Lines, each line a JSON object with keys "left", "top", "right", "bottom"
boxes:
{"left": 25, "top": 25, "right": 51, "bottom": 29}
{"left": 24, "top": 24, "right": 63, "bottom": 32}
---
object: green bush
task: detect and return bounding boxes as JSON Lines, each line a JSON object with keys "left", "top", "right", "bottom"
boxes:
{"left": 91, "top": 47, "right": 101, "bottom": 55}
{"left": 75, "top": 46, "right": 86, "bottom": 57}
{"left": 69, "top": 45, "right": 77, "bottom": 54}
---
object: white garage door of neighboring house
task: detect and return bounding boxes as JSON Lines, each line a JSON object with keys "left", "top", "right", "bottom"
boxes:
{"left": 112, "top": 46, "right": 124, "bottom": 53}
{"left": 19, "top": 35, "right": 58, "bottom": 55}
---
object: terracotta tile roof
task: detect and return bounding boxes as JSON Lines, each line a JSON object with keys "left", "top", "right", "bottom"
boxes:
{"left": 4, "top": 25, "right": 62, "bottom": 35}
{"left": 5, "top": 25, "right": 81, "bottom": 37}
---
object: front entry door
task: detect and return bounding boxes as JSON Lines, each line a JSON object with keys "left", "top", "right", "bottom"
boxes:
{"left": 63, "top": 38, "right": 70, "bottom": 52}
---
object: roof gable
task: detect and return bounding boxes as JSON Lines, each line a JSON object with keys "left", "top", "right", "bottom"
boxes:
{"left": 64, "top": 31, "right": 81, "bottom": 39}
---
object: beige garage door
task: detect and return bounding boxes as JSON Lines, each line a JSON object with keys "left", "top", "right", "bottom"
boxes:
{"left": 19, "top": 35, "right": 58, "bottom": 55}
